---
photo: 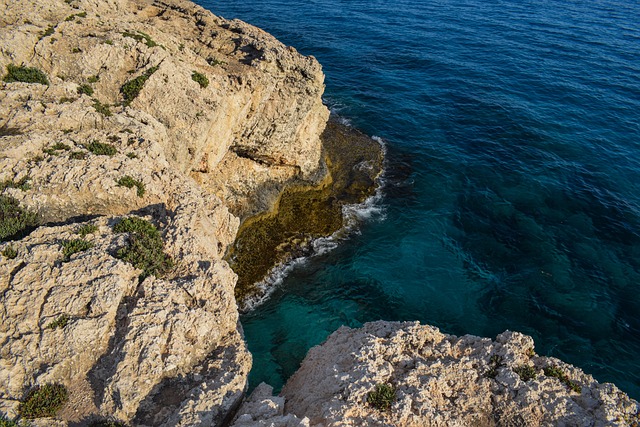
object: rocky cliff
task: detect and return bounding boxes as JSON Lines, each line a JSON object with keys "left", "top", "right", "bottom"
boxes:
{"left": 0, "top": 0, "right": 327, "bottom": 424}
{"left": 235, "top": 322, "right": 639, "bottom": 427}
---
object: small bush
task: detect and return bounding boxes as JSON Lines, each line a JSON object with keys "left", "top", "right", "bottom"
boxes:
{"left": 367, "top": 383, "right": 395, "bottom": 412}
{"left": 77, "top": 224, "right": 98, "bottom": 237}
{"left": 126, "top": 152, "right": 137, "bottom": 159}
{"left": 485, "top": 354, "right": 503, "bottom": 379}
{"left": 3, "top": 64, "right": 49, "bottom": 85}
{"left": 1, "top": 177, "right": 30, "bottom": 191}
{"left": 113, "top": 217, "right": 173, "bottom": 280}
{"left": 206, "top": 57, "right": 226, "bottom": 67}
{"left": 116, "top": 176, "right": 145, "bottom": 197}
{"left": 514, "top": 365, "right": 537, "bottom": 382}
{"left": 0, "top": 414, "right": 23, "bottom": 427}
{"left": 92, "top": 99, "right": 112, "bottom": 116}
{"left": 39, "top": 25, "right": 55, "bottom": 40}
{"left": 0, "top": 195, "right": 38, "bottom": 242}
{"left": 46, "top": 314, "right": 69, "bottom": 330}
{"left": 86, "top": 141, "right": 117, "bottom": 156}
{"left": 69, "top": 151, "right": 86, "bottom": 160}
{"left": 52, "top": 142, "right": 71, "bottom": 151}
{"left": 120, "top": 66, "right": 158, "bottom": 106}
{"left": 72, "top": 47, "right": 81, "bottom": 53}
{"left": 61, "top": 238, "right": 93, "bottom": 260}
{"left": 76, "top": 11, "right": 87, "bottom": 18}
{"left": 18, "top": 383, "right": 68, "bottom": 419}
{"left": 122, "top": 31, "right": 157, "bottom": 48}
{"left": 87, "top": 75, "right": 99, "bottom": 83}
{"left": 544, "top": 366, "right": 582, "bottom": 393}
{"left": 77, "top": 84, "right": 93, "bottom": 96}
{"left": 191, "top": 71, "right": 208, "bottom": 88}
{"left": 104, "top": 39, "right": 113, "bottom": 45}
{"left": 2, "top": 245, "right": 18, "bottom": 259}
{"left": 59, "top": 97, "right": 76, "bottom": 104}
{"left": 89, "top": 420, "right": 128, "bottom": 427}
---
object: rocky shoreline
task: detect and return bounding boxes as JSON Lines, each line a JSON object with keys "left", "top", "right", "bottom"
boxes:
{"left": 0, "top": 0, "right": 638, "bottom": 425}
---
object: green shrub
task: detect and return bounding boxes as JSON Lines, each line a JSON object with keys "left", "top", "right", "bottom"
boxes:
{"left": 0, "top": 125, "right": 22, "bottom": 137}
{"left": 77, "top": 84, "right": 93, "bottom": 96}
{"left": 18, "top": 383, "right": 68, "bottom": 419}
{"left": 120, "top": 66, "right": 158, "bottom": 106}
{"left": 39, "top": 25, "right": 55, "bottom": 40}
{"left": 1, "top": 177, "right": 30, "bottom": 191}
{"left": 61, "top": 238, "right": 93, "bottom": 260}
{"left": 113, "top": 217, "right": 173, "bottom": 280}
{"left": 367, "top": 383, "right": 395, "bottom": 412}
{"left": 122, "top": 31, "right": 157, "bottom": 48}
{"left": 2, "top": 245, "right": 18, "bottom": 259}
{"left": 76, "top": 224, "right": 98, "bottom": 237}
{"left": 3, "top": 64, "right": 49, "bottom": 85}
{"left": 191, "top": 71, "right": 208, "bottom": 88}
{"left": 76, "top": 11, "right": 87, "bottom": 18}
{"left": 87, "top": 75, "right": 99, "bottom": 83}
{"left": 46, "top": 314, "right": 69, "bottom": 330}
{"left": 52, "top": 142, "right": 71, "bottom": 151}
{"left": 59, "top": 96, "right": 76, "bottom": 103}
{"left": 116, "top": 176, "right": 145, "bottom": 197}
{"left": 0, "top": 195, "right": 38, "bottom": 242}
{"left": 92, "top": 99, "right": 112, "bottom": 116}
{"left": 86, "top": 141, "right": 116, "bottom": 156}
{"left": 206, "top": 57, "right": 225, "bottom": 67}
{"left": 89, "top": 420, "right": 128, "bottom": 427}
{"left": 69, "top": 151, "right": 86, "bottom": 160}
{"left": 65, "top": 15, "right": 76, "bottom": 22}
{"left": 544, "top": 366, "right": 582, "bottom": 393}
{"left": 485, "top": 354, "right": 504, "bottom": 379}
{"left": 0, "top": 414, "right": 24, "bottom": 427}
{"left": 104, "top": 39, "right": 113, "bottom": 45}
{"left": 514, "top": 365, "right": 537, "bottom": 382}
{"left": 126, "top": 152, "right": 137, "bottom": 159}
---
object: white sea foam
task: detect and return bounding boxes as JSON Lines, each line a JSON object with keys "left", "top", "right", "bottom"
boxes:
{"left": 240, "top": 133, "right": 389, "bottom": 313}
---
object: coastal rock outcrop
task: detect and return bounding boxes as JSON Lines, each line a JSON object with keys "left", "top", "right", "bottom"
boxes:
{"left": 279, "top": 321, "right": 640, "bottom": 427}
{"left": 0, "top": 0, "right": 328, "bottom": 424}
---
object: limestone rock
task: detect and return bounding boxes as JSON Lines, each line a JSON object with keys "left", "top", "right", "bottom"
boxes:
{"left": 231, "top": 383, "right": 310, "bottom": 427}
{"left": 281, "top": 321, "right": 640, "bottom": 427}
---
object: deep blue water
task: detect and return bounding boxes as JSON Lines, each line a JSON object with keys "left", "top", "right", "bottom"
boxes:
{"left": 195, "top": 0, "right": 640, "bottom": 399}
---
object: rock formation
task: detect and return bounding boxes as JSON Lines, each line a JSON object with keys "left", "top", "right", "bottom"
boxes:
{"left": 1, "top": 0, "right": 639, "bottom": 426}
{"left": 0, "top": 0, "right": 327, "bottom": 424}
{"left": 276, "top": 321, "right": 639, "bottom": 427}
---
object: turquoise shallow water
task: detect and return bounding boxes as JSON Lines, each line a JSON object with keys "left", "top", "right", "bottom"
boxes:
{"left": 195, "top": 0, "right": 640, "bottom": 398}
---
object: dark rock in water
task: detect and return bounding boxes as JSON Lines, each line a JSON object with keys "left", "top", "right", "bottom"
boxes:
{"left": 227, "top": 119, "right": 384, "bottom": 309}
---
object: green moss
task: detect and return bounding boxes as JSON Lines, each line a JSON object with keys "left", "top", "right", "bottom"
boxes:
{"left": 113, "top": 217, "right": 173, "bottom": 280}
{"left": 18, "top": 383, "right": 68, "bottom": 419}
{"left": 120, "top": 66, "right": 158, "bottom": 106}
{"left": 61, "top": 238, "right": 93, "bottom": 260}
{"left": 46, "top": 314, "right": 69, "bottom": 330}
{"left": 514, "top": 365, "right": 537, "bottom": 381}
{"left": 1, "top": 177, "right": 30, "bottom": 191}
{"left": 77, "top": 83, "right": 93, "bottom": 96}
{"left": 86, "top": 141, "right": 117, "bottom": 156}
{"left": 76, "top": 224, "right": 98, "bottom": 237}
{"left": 92, "top": 99, "right": 112, "bottom": 116}
{"left": 3, "top": 64, "right": 49, "bottom": 85}
{"left": 116, "top": 176, "right": 145, "bottom": 197}
{"left": 2, "top": 245, "right": 18, "bottom": 259}
{"left": 0, "top": 195, "right": 38, "bottom": 242}
{"left": 367, "top": 383, "right": 395, "bottom": 412}
{"left": 544, "top": 366, "right": 582, "bottom": 393}
{"left": 191, "top": 71, "right": 209, "bottom": 88}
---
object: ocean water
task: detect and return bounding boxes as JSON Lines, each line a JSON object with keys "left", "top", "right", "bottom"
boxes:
{"left": 194, "top": 0, "right": 640, "bottom": 398}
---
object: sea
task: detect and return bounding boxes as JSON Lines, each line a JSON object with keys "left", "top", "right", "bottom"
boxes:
{"left": 194, "top": 0, "right": 640, "bottom": 399}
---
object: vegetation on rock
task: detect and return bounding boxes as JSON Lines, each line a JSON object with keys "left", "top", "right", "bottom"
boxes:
{"left": 0, "top": 177, "right": 30, "bottom": 191}
{"left": 88, "top": 420, "right": 128, "bottom": 427}
{"left": 18, "top": 383, "right": 68, "bottom": 419}
{"left": 0, "top": 195, "right": 38, "bottom": 242}
{"left": 76, "top": 223, "right": 98, "bottom": 237}
{"left": 3, "top": 64, "right": 49, "bottom": 85}
{"left": 116, "top": 176, "right": 145, "bottom": 197}
{"left": 86, "top": 141, "right": 117, "bottom": 156}
{"left": 61, "top": 238, "right": 94, "bottom": 260}
{"left": 544, "top": 366, "right": 582, "bottom": 393}
{"left": 113, "top": 217, "right": 173, "bottom": 280}
{"left": 367, "top": 383, "right": 395, "bottom": 412}
{"left": 46, "top": 314, "right": 69, "bottom": 330}
{"left": 191, "top": 71, "right": 209, "bottom": 88}
{"left": 92, "top": 99, "right": 112, "bottom": 116}
{"left": 514, "top": 364, "right": 537, "bottom": 381}
{"left": 77, "top": 83, "right": 94, "bottom": 96}
{"left": 1, "top": 245, "right": 18, "bottom": 259}
{"left": 120, "top": 66, "right": 159, "bottom": 106}
{"left": 122, "top": 31, "right": 158, "bottom": 48}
